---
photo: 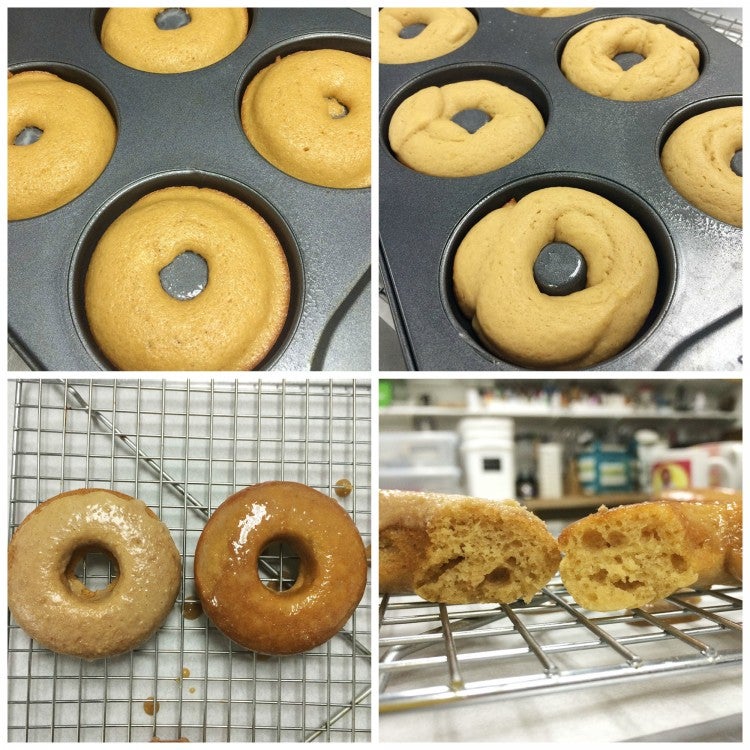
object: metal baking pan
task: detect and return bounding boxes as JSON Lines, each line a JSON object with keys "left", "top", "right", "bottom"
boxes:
{"left": 8, "top": 8, "right": 371, "bottom": 371}
{"left": 379, "top": 7, "right": 742, "bottom": 371}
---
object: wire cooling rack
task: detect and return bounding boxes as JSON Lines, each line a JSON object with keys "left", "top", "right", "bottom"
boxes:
{"left": 688, "top": 7, "right": 742, "bottom": 46}
{"left": 379, "top": 577, "right": 742, "bottom": 712}
{"left": 8, "top": 378, "right": 371, "bottom": 742}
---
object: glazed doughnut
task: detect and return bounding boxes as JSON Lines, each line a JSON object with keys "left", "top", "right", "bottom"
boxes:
{"left": 101, "top": 8, "right": 248, "bottom": 73}
{"left": 453, "top": 186, "right": 659, "bottom": 368}
{"left": 507, "top": 8, "right": 592, "bottom": 17}
{"left": 561, "top": 17, "right": 701, "bottom": 101}
{"left": 8, "top": 488, "right": 181, "bottom": 659}
{"left": 241, "top": 49, "right": 370, "bottom": 189}
{"left": 379, "top": 8, "right": 477, "bottom": 64}
{"left": 194, "top": 482, "right": 367, "bottom": 654}
{"left": 661, "top": 106, "right": 742, "bottom": 227}
{"left": 558, "top": 493, "right": 742, "bottom": 611}
{"left": 84, "top": 186, "right": 290, "bottom": 371}
{"left": 8, "top": 71, "right": 116, "bottom": 221}
{"left": 388, "top": 80, "right": 544, "bottom": 177}
{"left": 379, "top": 490, "right": 560, "bottom": 604}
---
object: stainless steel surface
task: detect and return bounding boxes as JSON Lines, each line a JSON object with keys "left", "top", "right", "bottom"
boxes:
{"left": 379, "top": 577, "right": 742, "bottom": 713}
{"left": 8, "top": 378, "right": 371, "bottom": 742}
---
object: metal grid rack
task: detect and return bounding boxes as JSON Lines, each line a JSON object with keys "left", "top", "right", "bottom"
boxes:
{"left": 379, "top": 577, "right": 742, "bottom": 712}
{"left": 8, "top": 378, "right": 371, "bottom": 742}
{"left": 688, "top": 7, "right": 743, "bottom": 46}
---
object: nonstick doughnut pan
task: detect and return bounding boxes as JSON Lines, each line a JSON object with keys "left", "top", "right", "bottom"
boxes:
{"left": 8, "top": 7, "right": 371, "bottom": 371}
{"left": 379, "top": 7, "right": 742, "bottom": 371}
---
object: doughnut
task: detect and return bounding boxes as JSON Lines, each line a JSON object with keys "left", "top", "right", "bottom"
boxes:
{"left": 453, "top": 186, "right": 659, "bottom": 368}
{"left": 379, "top": 490, "right": 560, "bottom": 604}
{"left": 100, "top": 8, "right": 248, "bottom": 73}
{"left": 661, "top": 106, "right": 742, "bottom": 227}
{"left": 388, "top": 80, "right": 544, "bottom": 177}
{"left": 507, "top": 8, "right": 592, "bottom": 17}
{"left": 379, "top": 8, "right": 477, "bottom": 64}
{"left": 241, "top": 49, "right": 370, "bottom": 189}
{"left": 7, "top": 488, "right": 181, "bottom": 659}
{"left": 84, "top": 185, "right": 290, "bottom": 371}
{"left": 8, "top": 70, "right": 116, "bottom": 221}
{"left": 560, "top": 17, "right": 701, "bottom": 101}
{"left": 558, "top": 493, "right": 742, "bottom": 611}
{"left": 194, "top": 482, "right": 367, "bottom": 654}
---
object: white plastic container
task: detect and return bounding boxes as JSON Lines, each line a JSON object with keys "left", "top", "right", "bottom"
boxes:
{"left": 379, "top": 431, "right": 459, "bottom": 469}
{"left": 458, "top": 418, "right": 515, "bottom": 499}
{"left": 537, "top": 442, "right": 564, "bottom": 499}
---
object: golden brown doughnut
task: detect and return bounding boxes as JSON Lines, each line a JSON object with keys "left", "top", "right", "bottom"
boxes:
{"left": 241, "top": 49, "right": 371, "bottom": 189}
{"left": 101, "top": 8, "right": 248, "bottom": 73}
{"left": 194, "top": 482, "right": 367, "bottom": 655}
{"left": 507, "top": 8, "right": 592, "bottom": 17}
{"left": 388, "top": 79, "right": 544, "bottom": 177}
{"left": 561, "top": 17, "right": 700, "bottom": 101}
{"left": 8, "top": 70, "right": 116, "bottom": 221}
{"left": 661, "top": 106, "right": 742, "bottom": 227}
{"left": 453, "top": 186, "right": 658, "bottom": 368}
{"left": 379, "top": 490, "right": 561, "bottom": 604}
{"left": 558, "top": 493, "right": 742, "bottom": 611}
{"left": 379, "top": 8, "right": 477, "bottom": 64}
{"left": 84, "top": 186, "right": 290, "bottom": 371}
{"left": 8, "top": 488, "right": 181, "bottom": 659}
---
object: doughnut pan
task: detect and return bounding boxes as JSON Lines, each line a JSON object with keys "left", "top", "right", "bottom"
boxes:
{"left": 8, "top": 8, "right": 370, "bottom": 371}
{"left": 379, "top": 8, "right": 742, "bottom": 371}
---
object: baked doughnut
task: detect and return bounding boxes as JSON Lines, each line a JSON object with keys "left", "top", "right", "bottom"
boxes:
{"left": 388, "top": 80, "right": 544, "bottom": 177}
{"left": 661, "top": 106, "right": 742, "bottom": 227}
{"left": 8, "top": 488, "right": 181, "bottom": 659}
{"left": 561, "top": 17, "right": 701, "bottom": 101}
{"left": 84, "top": 185, "right": 290, "bottom": 371}
{"left": 558, "top": 493, "right": 742, "bottom": 611}
{"left": 379, "top": 490, "right": 560, "bottom": 604}
{"left": 379, "top": 8, "right": 477, "bottom": 64}
{"left": 101, "top": 8, "right": 248, "bottom": 73}
{"left": 241, "top": 49, "right": 370, "bottom": 189}
{"left": 194, "top": 482, "right": 367, "bottom": 655}
{"left": 453, "top": 186, "right": 658, "bottom": 368}
{"left": 8, "top": 70, "right": 116, "bottom": 221}
{"left": 507, "top": 8, "right": 592, "bottom": 17}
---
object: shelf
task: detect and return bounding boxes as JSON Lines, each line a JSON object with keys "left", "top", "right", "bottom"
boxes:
{"left": 522, "top": 492, "right": 651, "bottom": 511}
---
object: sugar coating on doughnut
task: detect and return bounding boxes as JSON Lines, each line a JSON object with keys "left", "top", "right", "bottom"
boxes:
{"left": 194, "top": 482, "right": 367, "bottom": 655}
{"left": 661, "top": 106, "right": 742, "bottom": 227}
{"left": 8, "top": 71, "right": 116, "bottom": 221}
{"left": 8, "top": 488, "right": 181, "bottom": 660}
{"left": 561, "top": 17, "right": 700, "bottom": 101}
{"left": 389, "top": 79, "right": 544, "bottom": 177}
{"left": 507, "top": 8, "right": 592, "bottom": 17}
{"left": 101, "top": 8, "right": 248, "bottom": 73}
{"left": 241, "top": 49, "right": 371, "bottom": 189}
{"left": 379, "top": 8, "right": 477, "bottom": 64}
{"left": 453, "top": 186, "right": 658, "bottom": 369}
{"left": 84, "top": 186, "right": 290, "bottom": 371}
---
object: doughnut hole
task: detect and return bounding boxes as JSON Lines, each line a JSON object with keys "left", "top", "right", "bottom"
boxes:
{"left": 440, "top": 173, "right": 677, "bottom": 370}
{"left": 69, "top": 170, "right": 303, "bottom": 370}
{"left": 258, "top": 539, "right": 302, "bottom": 592}
{"left": 381, "top": 62, "right": 551, "bottom": 172}
{"left": 399, "top": 23, "right": 427, "bottom": 39}
{"left": 65, "top": 544, "right": 119, "bottom": 598}
{"left": 159, "top": 250, "right": 209, "bottom": 300}
{"left": 13, "top": 126, "right": 44, "bottom": 146}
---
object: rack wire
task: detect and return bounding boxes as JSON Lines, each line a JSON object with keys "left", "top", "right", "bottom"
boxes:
{"left": 688, "top": 7, "right": 742, "bottom": 46}
{"left": 379, "top": 577, "right": 742, "bottom": 712}
{"left": 8, "top": 378, "right": 371, "bottom": 742}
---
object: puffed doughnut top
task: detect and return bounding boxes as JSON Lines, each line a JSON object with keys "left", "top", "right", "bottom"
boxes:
{"left": 241, "top": 49, "right": 371, "bottom": 189}
{"left": 389, "top": 79, "right": 544, "bottom": 177}
{"left": 453, "top": 186, "right": 659, "bottom": 368}
{"left": 194, "top": 481, "right": 367, "bottom": 655}
{"left": 8, "top": 71, "right": 116, "bottom": 221}
{"left": 8, "top": 488, "right": 181, "bottom": 660}
{"left": 561, "top": 17, "right": 701, "bottom": 101}
{"left": 379, "top": 8, "right": 478, "bottom": 64}
{"left": 84, "top": 186, "right": 290, "bottom": 371}
{"left": 661, "top": 106, "right": 742, "bottom": 227}
{"left": 101, "top": 8, "right": 248, "bottom": 73}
